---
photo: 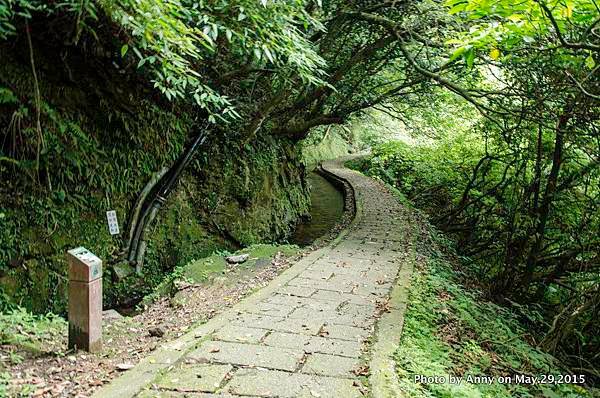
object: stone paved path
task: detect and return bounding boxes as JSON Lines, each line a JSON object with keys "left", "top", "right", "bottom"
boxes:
{"left": 94, "top": 158, "right": 414, "bottom": 398}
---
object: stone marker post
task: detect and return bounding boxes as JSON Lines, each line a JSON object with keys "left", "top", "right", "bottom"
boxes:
{"left": 67, "top": 247, "right": 102, "bottom": 352}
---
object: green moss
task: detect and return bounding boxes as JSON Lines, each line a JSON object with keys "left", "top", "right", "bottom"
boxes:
{"left": 0, "top": 303, "right": 66, "bottom": 359}
{"left": 182, "top": 255, "right": 227, "bottom": 283}
{"left": 301, "top": 126, "right": 351, "bottom": 166}
{"left": 182, "top": 244, "right": 299, "bottom": 284}
{"left": 394, "top": 234, "right": 593, "bottom": 398}
{"left": 239, "top": 243, "right": 299, "bottom": 258}
{"left": 1, "top": 41, "right": 310, "bottom": 316}
{"left": 142, "top": 243, "right": 300, "bottom": 306}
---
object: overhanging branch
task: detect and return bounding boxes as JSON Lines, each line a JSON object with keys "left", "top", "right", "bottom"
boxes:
{"left": 278, "top": 115, "right": 345, "bottom": 140}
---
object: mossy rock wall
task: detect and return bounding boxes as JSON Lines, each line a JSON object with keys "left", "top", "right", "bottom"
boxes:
{"left": 0, "top": 35, "right": 309, "bottom": 314}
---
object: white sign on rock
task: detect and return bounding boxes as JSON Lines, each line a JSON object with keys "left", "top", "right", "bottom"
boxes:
{"left": 106, "top": 210, "right": 120, "bottom": 235}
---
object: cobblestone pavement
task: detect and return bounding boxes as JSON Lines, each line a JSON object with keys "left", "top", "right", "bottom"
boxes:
{"left": 94, "top": 158, "right": 413, "bottom": 398}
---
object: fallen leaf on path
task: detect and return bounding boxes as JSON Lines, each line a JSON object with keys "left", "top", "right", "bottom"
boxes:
{"left": 318, "top": 329, "right": 329, "bottom": 337}
{"left": 352, "top": 365, "right": 370, "bottom": 376}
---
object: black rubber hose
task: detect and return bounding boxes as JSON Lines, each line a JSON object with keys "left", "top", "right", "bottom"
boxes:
{"left": 157, "top": 132, "right": 208, "bottom": 200}
{"left": 127, "top": 131, "right": 209, "bottom": 266}
{"left": 123, "top": 167, "right": 168, "bottom": 252}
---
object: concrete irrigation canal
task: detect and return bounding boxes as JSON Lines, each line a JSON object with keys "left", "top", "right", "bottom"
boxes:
{"left": 290, "top": 170, "right": 345, "bottom": 247}
{"left": 93, "top": 157, "right": 416, "bottom": 398}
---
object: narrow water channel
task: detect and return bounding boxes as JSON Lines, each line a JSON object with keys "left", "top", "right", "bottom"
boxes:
{"left": 290, "top": 170, "right": 345, "bottom": 246}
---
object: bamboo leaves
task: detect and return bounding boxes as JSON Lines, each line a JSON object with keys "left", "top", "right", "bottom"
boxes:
{"left": 98, "top": 0, "right": 326, "bottom": 121}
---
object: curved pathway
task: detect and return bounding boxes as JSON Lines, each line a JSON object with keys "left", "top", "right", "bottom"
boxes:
{"left": 94, "top": 158, "right": 415, "bottom": 398}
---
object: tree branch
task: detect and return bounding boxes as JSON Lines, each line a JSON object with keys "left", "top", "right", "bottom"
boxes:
{"left": 535, "top": 0, "right": 600, "bottom": 52}
{"left": 278, "top": 115, "right": 345, "bottom": 140}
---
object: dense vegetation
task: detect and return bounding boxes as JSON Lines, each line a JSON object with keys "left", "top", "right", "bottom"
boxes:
{"left": 388, "top": 209, "right": 590, "bottom": 397}
{"left": 0, "top": 0, "right": 598, "bottom": 392}
{"left": 352, "top": 83, "right": 599, "bottom": 385}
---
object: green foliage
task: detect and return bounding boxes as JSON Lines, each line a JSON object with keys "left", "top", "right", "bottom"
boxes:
{"left": 1, "top": 0, "right": 326, "bottom": 117}
{"left": 0, "top": 372, "right": 8, "bottom": 397}
{"left": 445, "top": 0, "right": 598, "bottom": 64}
{"left": 0, "top": 70, "right": 195, "bottom": 311}
{"left": 0, "top": 86, "right": 17, "bottom": 104}
{"left": 0, "top": 212, "right": 19, "bottom": 270}
{"left": 106, "top": 184, "right": 227, "bottom": 311}
{"left": 0, "top": 46, "right": 310, "bottom": 314}
{"left": 357, "top": 131, "right": 484, "bottom": 213}
{"left": 356, "top": 120, "right": 600, "bottom": 344}
{"left": 0, "top": 295, "right": 66, "bottom": 357}
{"left": 0, "top": 1, "right": 39, "bottom": 39}
{"left": 0, "top": 0, "right": 98, "bottom": 40}
{"left": 344, "top": 0, "right": 600, "bottom": 363}
{"left": 0, "top": 92, "right": 309, "bottom": 316}
{"left": 300, "top": 107, "right": 436, "bottom": 165}
{"left": 1, "top": 0, "right": 597, "bottom": 384}
{"left": 354, "top": 97, "right": 600, "bottom": 380}
{"left": 102, "top": 0, "right": 232, "bottom": 115}
{"left": 395, "top": 227, "right": 592, "bottom": 397}
{"left": 300, "top": 126, "right": 352, "bottom": 165}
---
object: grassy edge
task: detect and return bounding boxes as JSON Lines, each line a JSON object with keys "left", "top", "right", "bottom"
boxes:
{"left": 394, "top": 208, "right": 592, "bottom": 398}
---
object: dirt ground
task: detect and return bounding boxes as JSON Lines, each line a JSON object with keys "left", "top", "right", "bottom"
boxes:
{"left": 8, "top": 250, "right": 299, "bottom": 397}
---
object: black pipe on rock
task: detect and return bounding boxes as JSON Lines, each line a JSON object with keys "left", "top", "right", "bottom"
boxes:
{"left": 126, "top": 129, "right": 209, "bottom": 271}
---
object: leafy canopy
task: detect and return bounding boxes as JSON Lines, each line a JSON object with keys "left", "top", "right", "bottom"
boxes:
{"left": 446, "top": 0, "right": 598, "bottom": 69}
{"left": 0, "top": 0, "right": 327, "bottom": 120}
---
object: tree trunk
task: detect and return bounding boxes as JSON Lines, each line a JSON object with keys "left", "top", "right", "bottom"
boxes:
{"left": 520, "top": 110, "right": 572, "bottom": 295}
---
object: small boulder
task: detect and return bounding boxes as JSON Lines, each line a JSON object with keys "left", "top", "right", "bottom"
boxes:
{"left": 225, "top": 254, "right": 249, "bottom": 264}
{"left": 102, "top": 309, "right": 123, "bottom": 322}
{"left": 148, "top": 327, "right": 165, "bottom": 338}
{"left": 116, "top": 363, "right": 134, "bottom": 371}
{"left": 113, "top": 261, "right": 135, "bottom": 281}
